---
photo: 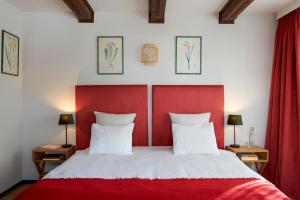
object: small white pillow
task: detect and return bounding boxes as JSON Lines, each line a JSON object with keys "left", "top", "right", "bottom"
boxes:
{"left": 169, "top": 112, "right": 210, "bottom": 125}
{"left": 172, "top": 122, "right": 219, "bottom": 155}
{"left": 89, "top": 123, "right": 134, "bottom": 155}
{"left": 94, "top": 111, "right": 136, "bottom": 125}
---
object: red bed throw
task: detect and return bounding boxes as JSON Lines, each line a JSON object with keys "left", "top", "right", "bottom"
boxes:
{"left": 16, "top": 178, "right": 289, "bottom": 200}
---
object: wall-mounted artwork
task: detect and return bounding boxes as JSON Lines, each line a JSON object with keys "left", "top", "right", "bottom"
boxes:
{"left": 1, "top": 30, "right": 20, "bottom": 76}
{"left": 97, "top": 36, "right": 124, "bottom": 75}
{"left": 176, "top": 36, "right": 202, "bottom": 74}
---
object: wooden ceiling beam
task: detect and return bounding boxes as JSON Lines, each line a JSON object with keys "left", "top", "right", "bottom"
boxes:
{"left": 219, "top": 0, "right": 254, "bottom": 24}
{"left": 62, "top": 0, "right": 94, "bottom": 23}
{"left": 149, "top": 0, "right": 167, "bottom": 23}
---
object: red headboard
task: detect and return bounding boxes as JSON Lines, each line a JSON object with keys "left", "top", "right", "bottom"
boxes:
{"left": 75, "top": 85, "right": 148, "bottom": 150}
{"left": 152, "top": 85, "right": 224, "bottom": 148}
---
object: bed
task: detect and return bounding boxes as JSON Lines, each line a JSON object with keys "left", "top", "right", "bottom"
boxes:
{"left": 16, "top": 85, "right": 289, "bottom": 200}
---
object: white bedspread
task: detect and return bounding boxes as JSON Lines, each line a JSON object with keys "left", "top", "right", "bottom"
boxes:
{"left": 44, "top": 146, "right": 263, "bottom": 180}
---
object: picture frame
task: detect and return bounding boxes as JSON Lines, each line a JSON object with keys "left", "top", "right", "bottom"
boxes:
{"left": 97, "top": 36, "right": 124, "bottom": 75}
{"left": 1, "top": 30, "right": 20, "bottom": 76}
{"left": 175, "top": 36, "right": 202, "bottom": 75}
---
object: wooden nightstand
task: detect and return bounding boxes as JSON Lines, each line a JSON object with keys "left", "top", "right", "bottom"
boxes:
{"left": 32, "top": 145, "right": 75, "bottom": 179}
{"left": 226, "top": 146, "right": 269, "bottom": 175}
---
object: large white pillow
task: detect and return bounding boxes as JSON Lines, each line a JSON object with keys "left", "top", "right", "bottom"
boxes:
{"left": 94, "top": 111, "right": 136, "bottom": 125}
{"left": 172, "top": 122, "right": 219, "bottom": 155}
{"left": 89, "top": 123, "right": 134, "bottom": 155}
{"left": 169, "top": 112, "right": 210, "bottom": 125}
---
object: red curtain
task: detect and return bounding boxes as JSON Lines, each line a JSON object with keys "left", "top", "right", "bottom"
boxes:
{"left": 264, "top": 8, "right": 300, "bottom": 200}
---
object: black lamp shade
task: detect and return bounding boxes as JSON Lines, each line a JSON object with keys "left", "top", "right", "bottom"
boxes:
{"left": 59, "top": 114, "right": 74, "bottom": 125}
{"left": 227, "top": 114, "right": 243, "bottom": 125}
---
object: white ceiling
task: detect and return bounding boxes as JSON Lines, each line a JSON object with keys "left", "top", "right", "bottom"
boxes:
{"left": 4, "top": 0, "right": 296, "bottom": 14}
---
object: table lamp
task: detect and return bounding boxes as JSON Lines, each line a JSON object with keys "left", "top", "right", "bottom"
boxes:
{"left": 227, "top": 114, "right": 243, "bottom": 148}
{"left": 59, "top": 114, "right": 74, "bottom": 148}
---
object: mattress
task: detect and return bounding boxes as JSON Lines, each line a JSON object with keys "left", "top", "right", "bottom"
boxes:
{"left": 45, "top": 146, "right": 263, "bottom": 179}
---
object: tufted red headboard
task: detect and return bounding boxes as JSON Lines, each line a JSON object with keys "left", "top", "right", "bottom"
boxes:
{"left": 152, "top": 85, "right": 224, "bottom": 149}
{"left": 75, "top": 85, "right": 148, "bottom": 150}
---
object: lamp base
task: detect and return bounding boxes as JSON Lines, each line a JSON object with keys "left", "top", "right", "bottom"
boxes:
{"left": 230, "top": 144, "right": 240, "bottom": 148}
{"left": 62, "top": 144, "right": 72, "bottom": 148}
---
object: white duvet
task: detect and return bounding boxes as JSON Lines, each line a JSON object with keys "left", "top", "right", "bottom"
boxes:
{"left": 45, "top": 146, "right": 263, "bottom": 180}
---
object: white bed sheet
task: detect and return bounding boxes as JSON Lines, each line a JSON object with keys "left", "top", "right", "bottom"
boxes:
{"left": 44, "top": 146, "right": 263, "bottom": 180}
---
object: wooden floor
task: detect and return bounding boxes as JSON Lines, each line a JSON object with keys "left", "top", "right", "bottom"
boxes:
{"left": 0, "top": 184, "right": 32, "bottom": 200}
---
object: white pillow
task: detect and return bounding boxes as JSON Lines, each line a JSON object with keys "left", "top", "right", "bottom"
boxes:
{"left": 89, "top": 123, "right": 134, "bottom": 155}
{"left": 172, "top": 122, "right": 219, "bottom": 155}
{"left": 169, "top": 112, "right": 210, "bottom": 125}
{"left": 94, "top": 111, "right": 136, "bottom": 125}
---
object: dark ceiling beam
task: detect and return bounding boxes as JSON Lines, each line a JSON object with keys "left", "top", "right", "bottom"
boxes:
{"left": 149, "top": 0, "right": 167, "bottom": 23}
{"left": 62, "top": 0, "right": 94, "bottom": 23}
{"left": 219, "top": 0, "right": 254, "bottom": 24}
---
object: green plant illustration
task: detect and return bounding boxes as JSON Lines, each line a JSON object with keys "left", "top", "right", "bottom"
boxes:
{"left": 104, "top": 42, "right": 119, "bottom": 68}
{"left": 5, "top": 35, "right": 17, "bottom": 70}
{"left": 183, "top": 41, "right": 194, "bottom": 70}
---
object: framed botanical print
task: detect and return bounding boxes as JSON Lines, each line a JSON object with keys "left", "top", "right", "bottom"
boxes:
{"left": 1, "top": 30, "right": 20, "bottom": 76}
{"left": 97, "top": 36, "right": 124, "bottom": 75}
{"left": 175, "top": 36, "right": 202, "bottom": 74}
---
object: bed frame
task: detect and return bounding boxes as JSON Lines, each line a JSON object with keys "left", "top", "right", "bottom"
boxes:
{"left": 75, "top": 85, "right": 224, "bottom": 149}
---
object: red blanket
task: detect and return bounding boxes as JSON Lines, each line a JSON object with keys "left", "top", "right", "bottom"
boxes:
{"left": 16, "top": 178, "right": 289, "bottom": 200}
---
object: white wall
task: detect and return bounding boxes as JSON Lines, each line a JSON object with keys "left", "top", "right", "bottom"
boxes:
{"left": 0, "top": 1, "right": 23, "bottom": 193}
{"left": 21, "top": 11, "right": 276, "bottom": 179}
